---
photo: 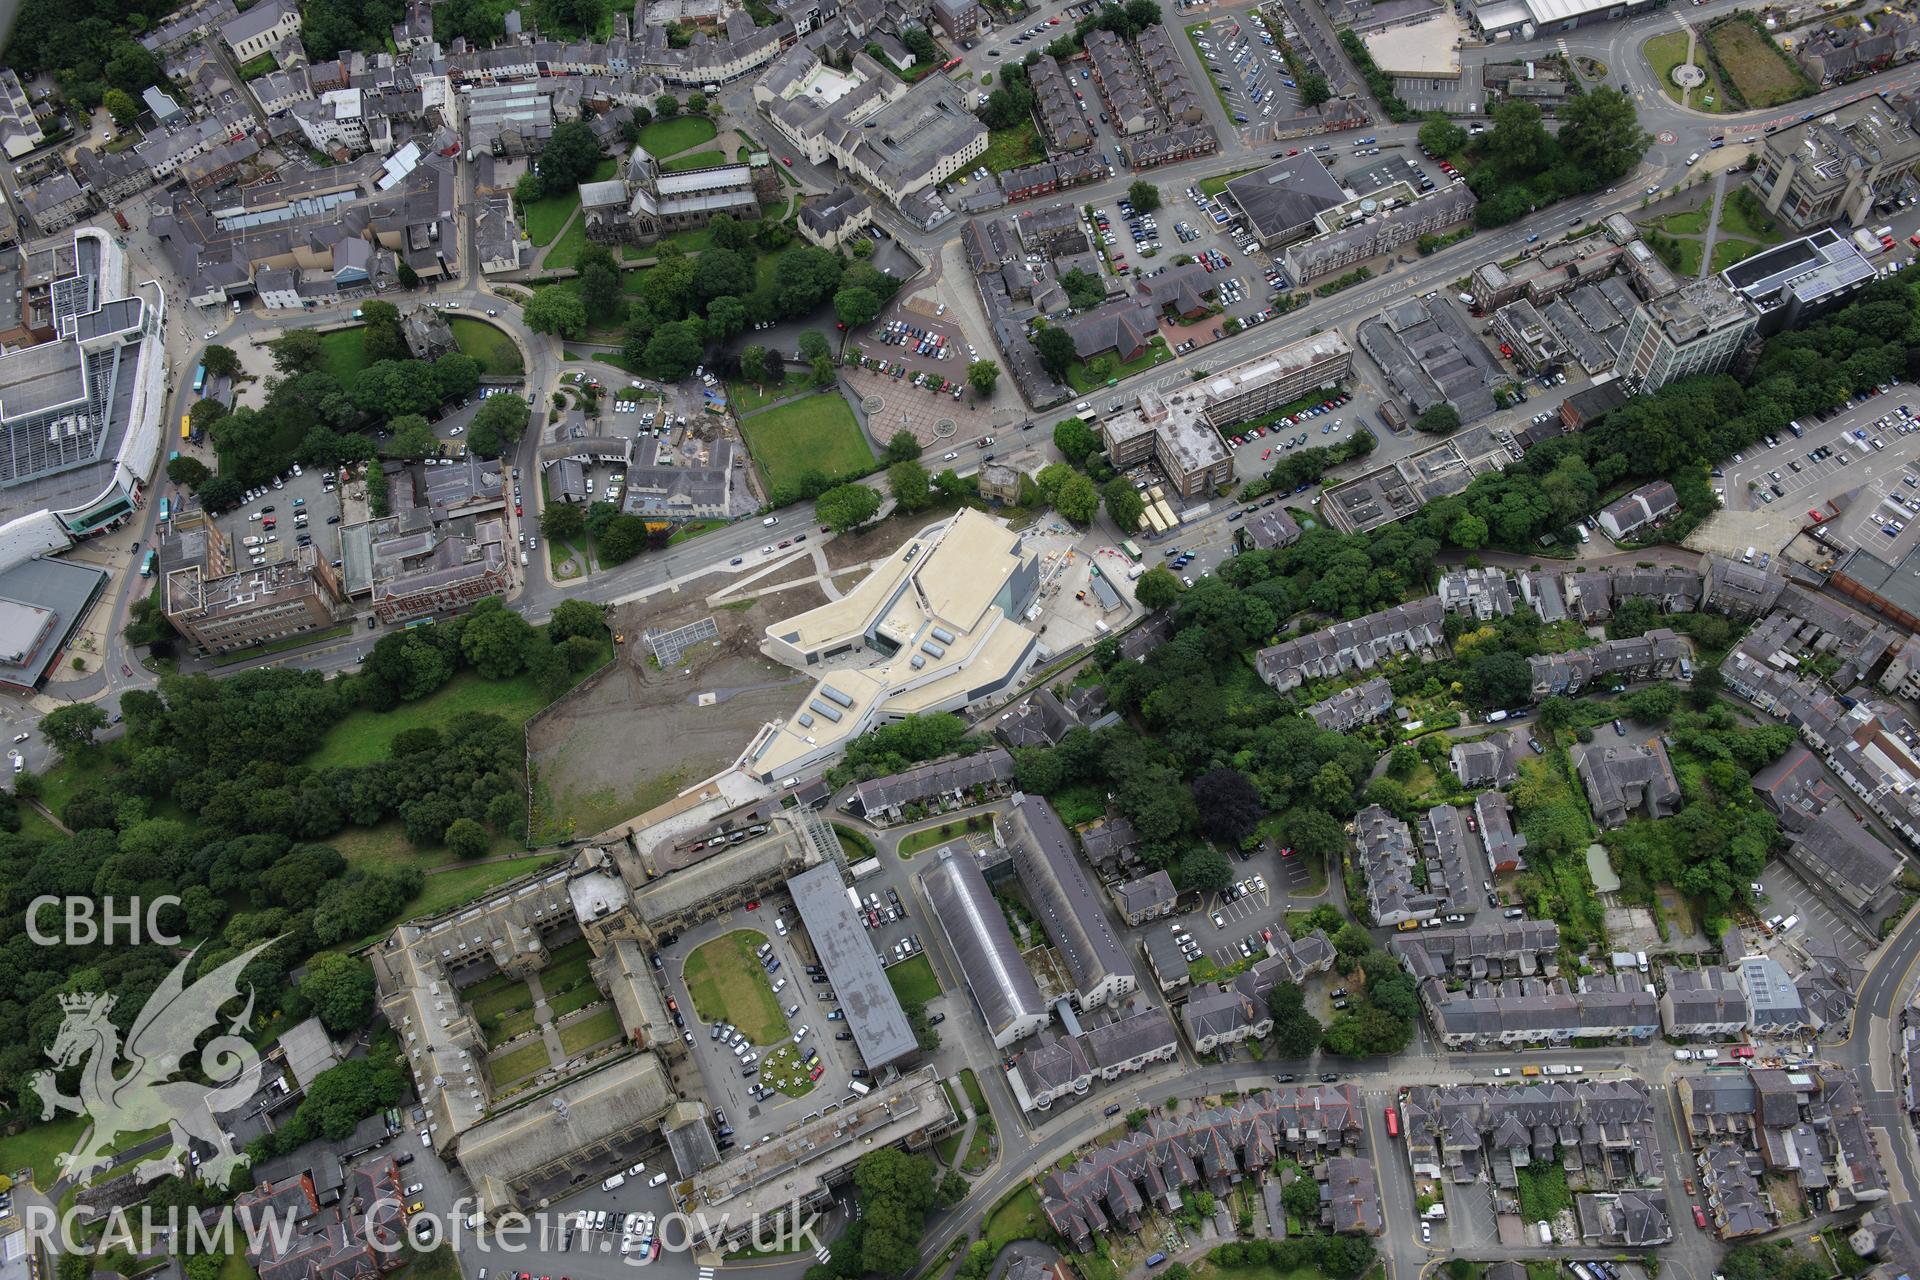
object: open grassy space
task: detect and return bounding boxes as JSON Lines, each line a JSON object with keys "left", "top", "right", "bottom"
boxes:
{"left": 662, "top": 149, "right": 728, "bottom": 173}
{"left": 521, "top": 159, "right": 617, "bottom": 246}
{"left": 1719, "top": 189, "right": 1785, "bottom": 244}
{"left": 236, "top": 52, "right": 278, "bottom": 79}
{"left": 558, "top": 1006, "right": 623, "bottom": 1055}
{"left": 0, "top": 1114, "right": 87, "bottom": 1187}
{"left": 1199, "top": 168, "right": 1258, "bottom": 199}
{"left": 489, "top": 1039, "right": 553, "bottom": 1088}
{"left": 1065, "top": 336, "right": 1171, "bottom": 392}
{"left": 1711, "top": 238, "right": 1763, "bottom": 272}
{"left": 218, "top": 1250, "right": 257, "bottom": 1280}
{"left": 543, "top": 938, "right": 596, "bottom": 991}
{"left": 978, "top": 120, "right": 1045, "bottom": 173}
{"left": 483, "top": 1005, "right": 539, "bottom": 1047}
{"left": 310, "top": 666, "right": 599, "bottom": 770}
{"left": 547, "top": 984, "right": 604, "bottom": 1018}
{"left": 683, "top": 929, "right": 785, "bottom": 1042}
{"left": 899, "top": 812, "right": 993, "bottom": 857}
{"left": 1649, "top": 207, "right": 1708, "bottom": 236}
{"left": 738, "top": 392, "right": 875, "bottom": 492}
{"left": 543, "top": 214, "right": 590, "bottom": 270}
{"left": 468, "top": 976, "right": 534, "bottom": 1024}
{"left": 448, "top": 317, "right": 525, "bottom": 375}
{"left": 958, "top": 1067, "right": 988, "bottom": 1114}
{"left": 983, "top": 1185, "right": 1050, "bottom": 1253}
{"left": 637, "top": 115, "right": 719, "bottom": 156}
{"left": 318, "top": 326, "right": 372, "bottom": 384}
{"left": 885, "top": 953, "right": 942, "bottom": 1005}
{"left": 1704, "top": 17, "right": 1813, "bottom": 109}
{"left": 667, "top": 519, "right": 727, "bottom": 546}
{"left": 1643, "top": 30, "right": 1732, "bottom": 111}
{"left": 729, "top": 370, "right": 816, "bottom": 414}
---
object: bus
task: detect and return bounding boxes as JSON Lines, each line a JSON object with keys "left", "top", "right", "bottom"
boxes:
{"left": 1384, "top": 1106, "right": 1399, "bottom": 1139}
{"left": 1120, "top": 539, "right": 1143, "bottom": 563}
{"left": 140, "top": 550, "right": 158, "bottom": 578}
{"left": 180, "top": 414, "right": 191, "bottom": 441}
{"left": 941, "top": 56, "right": 963, "bottom": 72}
{"left": 168, "top": 450, "right": 179, "bottom": 464}
{"left": 158, "top": 497, "right": 170, "bottom": 522}
{"left": 192, "top": 364, "right": 206, "bottom": 394}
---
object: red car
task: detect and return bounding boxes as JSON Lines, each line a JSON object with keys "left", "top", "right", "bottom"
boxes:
{"left": 809, "top": 1065, "right": 824, "bottom": 1080}
{"left": 781, "top": 156, "right": 793, "bottom": 167}
{"left": 1280, "top": 846, "right": 1295, "bottom": 857}
{"left": 745, "top": 900, "right": 760, "bottom": 910}
{"left": 1693, "top": 1206, "right": 1707, "bottom": 1229}
{"left": 1808, "top": 509, "right": 1825, "bottom": 522}
{"left": 515, "top": 503, "right": 523, "bottom": 516}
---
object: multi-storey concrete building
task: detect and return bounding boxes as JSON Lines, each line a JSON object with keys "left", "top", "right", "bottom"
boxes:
{"left": 1618, "top": 278, "right": 1757, "bottom": 392}
{"left": 163, "top": 551, "right": 347, "bottom": 655}
{"left": 1754, "top": 94, "right": 1920, "bottom": 229}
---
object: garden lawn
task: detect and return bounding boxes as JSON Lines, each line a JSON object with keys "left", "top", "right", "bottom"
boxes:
{"left": 547, "top": 984, "right": 604, "bottom": 1018}
{"left": 218, "top": 1250, "right": 257, "bottom": 1280}
{"left": 662, "top": 149, "right": 727, "bottom": 173}
{"left": 728, "top": 370, "right": 814, "bottom": 413}
{"left": 1718, "top": 192, "right": 1784, "bottom": 244}
{"left": 885, "top": 953, "right": 942, "bottom": 1005}
{"left": 542, "top": 938, "right": 596, "bottom": 991}
{"left": 489, "top": 1040, "right": 553, "bottom": 1088}
{"left": 958, "top": 1068, "right": 988, "bottom": 1114}
{"left": 309, "top": 666, "right": 599, "bottom": 770}
{"left": 521, "top": 159, "right": 616, "bottom": 246}
{"left": 448, "top": 317, "right": 525, "bottom": 376}
{"left": 637, "top": 116, "right": 719, "bottom": 156}
{"left": 738, "top": 393, "right": 875, "bottom": 492}
{"left": 683, "top": 929, "right": 785, "bottom": 1042}
{"left": 352, "top": 856, "right": 564, "bottom": 944}
{"left": 542, "top": 215, "right": 590, "bottom": 270}
{"left": 983, "top": 1186, "right": 1049, "bottom": 1253}
{"left": 468, "top": 977, "right": 534, "bottom": 1023}
{"left": 318, "top": 326, "right": 371, "bottom": 384}
{"left": 0, "top": 1114, "right": 87, "bottom": 1187}
{"left": 558, "top": 1006, "right": 623, "bottom": 1055}
{"left": 667, "top": 519, "right": 726, "bottom": 546}
{"left": 1065, "top": 336, "right": 1171, "bottom": 392}
{"left": 978, "top": 121, "right": 1045, "bottom": 173}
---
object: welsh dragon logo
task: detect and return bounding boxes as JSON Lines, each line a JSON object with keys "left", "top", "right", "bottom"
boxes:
{"left": 31, "top": 943, "right": 274, "bottom": 1189}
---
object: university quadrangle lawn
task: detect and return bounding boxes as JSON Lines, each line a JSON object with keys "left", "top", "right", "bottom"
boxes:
{"left": 682, "top": 929, "right": 786, "bottom": 1043}
{"left": 738, "top": 393, "right": 875, "bottom": 492}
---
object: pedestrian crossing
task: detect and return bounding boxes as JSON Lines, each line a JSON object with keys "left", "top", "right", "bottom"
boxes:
{"left": 1556, "top": 37, "right": 1570, "bottom": 58}
{"left": 700, "top": 1266, "right": 717, "bottom": 1278}
{"left": 816, "top": 1246, "right": 834, "bottom": 1263}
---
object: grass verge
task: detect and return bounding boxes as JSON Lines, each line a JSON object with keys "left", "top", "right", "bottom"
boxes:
{"left": 210, "top": 623, "right": 355, "bottom": 665}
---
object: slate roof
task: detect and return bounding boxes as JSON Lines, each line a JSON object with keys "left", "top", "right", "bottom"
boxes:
{"left": 1008, "top": 796, "right": 1135, "bottom": 1001}
{"left": 1115, "top": 870, "right": 1176, "bottom": 920}
{"left": 1304, "top": 676, "right": 1393, "bottom": 732}
{"left": 848, "top": 748, "right": 1015, "bottom": 816}
{"left": 1786, "top": 807, "right": 1903, "bottom": 915}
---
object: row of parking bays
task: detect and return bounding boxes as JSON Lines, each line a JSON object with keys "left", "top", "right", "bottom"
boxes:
{"left": 1193, "top": 12, "right": 1300, "bottom": 125}
{"left": 1717, "top": 389, "right": 1915, "bottom": 512}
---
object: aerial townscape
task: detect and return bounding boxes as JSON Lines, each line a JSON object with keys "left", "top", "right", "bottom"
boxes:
{"left": 12, "top": 2, "right": 1920, "bottom": 1280}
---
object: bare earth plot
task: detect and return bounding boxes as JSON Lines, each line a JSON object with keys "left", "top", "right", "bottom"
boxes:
{"left": 527, "top": 582, "right": 825, "bottom": 840}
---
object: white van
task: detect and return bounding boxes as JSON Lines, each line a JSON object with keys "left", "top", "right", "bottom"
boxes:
{"left": 763, "top": 515, "right": 779, "bottom": 527}
{"left": 601, "top": 1173, "right": 626, "bottom": 1191}
{"left": 1074, "top": 401, "right": 1092, "bottom": 414}
{"left": 648, "top": 1172, "right": 668, "bottom": 1188}
{"left": 1742, "top": 546, "right": 1756, "bottom": 564}
{"left": 1781, "top": 914, "right": 1799, "bottom": 931}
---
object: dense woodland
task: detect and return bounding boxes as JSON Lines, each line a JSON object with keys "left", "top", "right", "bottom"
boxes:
{"left": 0, "top": 599, "right": 608, "bottom": 1120}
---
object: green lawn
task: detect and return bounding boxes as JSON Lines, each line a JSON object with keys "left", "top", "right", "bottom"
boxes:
{"left": 763, "top": 1043, "right": 817, "bottom": 1097}
{"left": 1642, "top": 29, "right": 1733, "bottom": 111}
{"left": 728, "top": 371, "right": 814, "bottom": 413}
{"left": 218, "top": 1250, "right": 257, "bottom": 1280}
{"left": 885, "top": 953, "right": 942, "bottom": 1005}
{"left": 210, "top": 623, "right": 355, "bottom": 665}
{"left": 448, "top": 317, "right": 525, "bottom": 376}
{"left": 403, "top": 857, "right": 563, "bottom": 923}
{"left": 662, "top": 149, "right": 727, "bottom": 173}
{"left": 521, "top": 159, "right": 616, "bottom": 246}
{"left": 484, "top": 1006, "right": 540, "bottom": 1047}
{"left": 469, "top": 977, "right": 534, "bottom": 1023}
{"left": 489, "top": 1039, "right": 553, "bottom": 1088}
{"left": 637, "top": 116, "right": 719, "bottom": 156}
{"left": 1711, "top": 238, "right": 1763, "bottom": 272}
{"left": 1718, "top": 191, "right": 1785, "bottom": 244}
{"left": 309, "top": 668, "right": 593, "bottom": 770}
{"left": 1065, "top": 336, "right": 1171, "bottom": 392}
{"left": 543, "top": 214, "right": 590, "bottom": 270}
{"left": 958, "top": 1067, "right": 988, "bottom": 1115}
{"left": 236, "top": 52, "right": 278, "bottom": 80}
{"left": 547, "top": 984, "right": 604, "bottom": 1018}
{"left": 738, "top": 393, "right": 875, "bottom": 493}
{"left": 1650, "top": 208, "right": 1708, "bottom": 235}
{"left": 1199, "top": 168, "right": 1258, "bottom": 199}
{"left": 318, "top": 326, "right": 371, "bottom": 384}
{"left": 0, "top": 1114, "right": 87, "bottom": 1187}
{"left": 558, "top": 1006, "right": 623, "bottom": 1055}
{"left": 983, "top": 1185, "right": 1050, "bottom": 1253}
{"left": 978, "top": 121, "right": 1045, "bottom": 173}
{"left": 899, "top": 812, "right": 993, "bottom": 857}
{"left": 683, "top": 929, "right": 785, "bottom": 1043}
{"left": 667, "top": 519, "right": 727, "bottom": 545}
{"left": 326, "top": 818, "right": 520, "bottom": 869}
